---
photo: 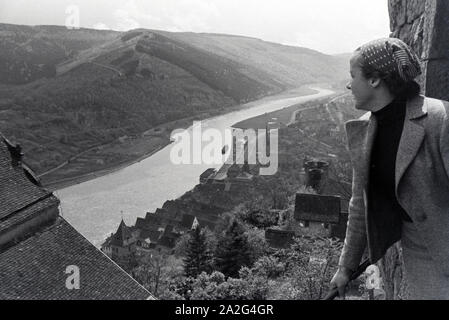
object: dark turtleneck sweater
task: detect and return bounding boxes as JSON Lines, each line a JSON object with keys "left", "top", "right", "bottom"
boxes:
{"left": 368, "top": 98, "right": 413, "bottom": 251}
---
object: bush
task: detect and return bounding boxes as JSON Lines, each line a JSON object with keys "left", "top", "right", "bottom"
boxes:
{"left": 252, "top": 256, "right": 286, "bottom": 279}
{"left": 181, "top": 270, "right": 269, "bottom": 300}
{"left": 239, "top": 208, "right": 278, "bottom": 229}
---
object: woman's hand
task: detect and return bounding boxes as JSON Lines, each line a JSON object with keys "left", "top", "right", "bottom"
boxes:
{"left": 330, "top": 266, "right": 352, "bottom": 299}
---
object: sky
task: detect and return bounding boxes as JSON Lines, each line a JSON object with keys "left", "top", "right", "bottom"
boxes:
{"left": 0, "top": 0, "right": 391, "bottom": 54}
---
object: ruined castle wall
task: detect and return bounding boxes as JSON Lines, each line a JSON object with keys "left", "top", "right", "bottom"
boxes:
{"left": 384, "top": 0, "right": 449, "bottom": 299}
{"left": 389, "top": 0, "right": 449, "bottom": 101}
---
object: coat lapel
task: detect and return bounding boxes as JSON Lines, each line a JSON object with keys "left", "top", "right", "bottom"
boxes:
{"left": 345, "top": 95, "right": 428, "bottom": 195}
{"left": 395, "top": 95, "right": 428, "bottom": 193}
{"left": 345, "top": 113, "right": 377, "bottom": 189}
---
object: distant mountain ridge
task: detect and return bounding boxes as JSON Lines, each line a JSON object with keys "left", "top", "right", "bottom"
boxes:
{"left": 0, "top": 23, "right": 119, "bottom": 84}
{"left": 163, "top": 31, "right": 347, "bottom": 86}
{"left": 0, "top": 23, "right": 349, "bottom": 177}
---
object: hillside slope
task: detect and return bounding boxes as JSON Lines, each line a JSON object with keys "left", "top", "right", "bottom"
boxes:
{"left": 0, "top": 24, "right": 349, "bottom": 178}
{"left": 0, "top": 24, "right": 119, "bottom": 84}
{"left": 163, "top": 31, "right": 348, "bottom": 87}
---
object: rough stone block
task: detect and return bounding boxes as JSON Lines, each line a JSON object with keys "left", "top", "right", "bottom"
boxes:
{"left": 398, "top": 23, "right": 413, "bottom": 44}
{"left": 390, "top": 30, "right": 400, "bottom": 38}
{"left": 407, "top": 0, "right": 426, "bottom": 23}
{"left": 389, "top": 0, "right": 407, "bottom": 30}
{"left": 410, "top": 16, "right": 425, "bottom": 56}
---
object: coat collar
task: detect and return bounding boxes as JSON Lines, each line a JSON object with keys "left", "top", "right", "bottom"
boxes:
{"left": 346, "top": 95, "right": 427, "bottom": 128}
{"left": 345, "top": 95, "right": 428, "bottom": 194}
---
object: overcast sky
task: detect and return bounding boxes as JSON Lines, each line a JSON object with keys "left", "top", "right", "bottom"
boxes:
{"left": 0, "top": 0, "right": 391, "bottom": 54}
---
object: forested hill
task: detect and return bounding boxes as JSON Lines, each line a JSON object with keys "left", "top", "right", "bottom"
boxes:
{"left": 0, "top": 24, "right": 349, "bottom": 175}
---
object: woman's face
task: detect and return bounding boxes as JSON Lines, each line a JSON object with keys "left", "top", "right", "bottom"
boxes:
{"left": 347, "top": 52, "right": 375, "bottom": 111}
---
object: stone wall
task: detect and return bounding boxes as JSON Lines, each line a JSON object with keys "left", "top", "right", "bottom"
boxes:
{"left": 386, "top": 0, "right": 449, "bottom": 300}
{"left": 389, "top": 0, "right": 449, "bottom": 101}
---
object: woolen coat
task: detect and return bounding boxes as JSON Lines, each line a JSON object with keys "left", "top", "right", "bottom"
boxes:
{"left": 339, "top": 95, "right": 449, "bottom": 276}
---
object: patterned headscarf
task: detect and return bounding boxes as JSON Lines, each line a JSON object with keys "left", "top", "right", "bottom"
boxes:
{"left": 358, "top": 38, "right": 422, "bottom": 81}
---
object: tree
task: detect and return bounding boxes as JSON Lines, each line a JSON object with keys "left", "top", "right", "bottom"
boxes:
{"left": 215, "top": 219, "right": 252, "bottom": 278}
{"left": 131, "top": 252, "right": 167, "bottom": 296}
{"left": 245, "top": 227, "right": 269, "bottom": 263}
{"left": 272, "top": 237, "right": 343, "bottom": 300}
{"left": 183, "top": 227, "right": 214, "bottom": 278}
{"left": 131, "top": 252, "right": 184, "bottom": 297}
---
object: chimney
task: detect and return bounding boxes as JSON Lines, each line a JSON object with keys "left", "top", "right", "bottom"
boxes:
{"left": 304, "top": 159, "right": 330, "bottom": 194}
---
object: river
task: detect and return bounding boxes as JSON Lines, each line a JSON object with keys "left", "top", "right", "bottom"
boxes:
{"left": 56, "top": 87, "right": 334, "bottom": 246}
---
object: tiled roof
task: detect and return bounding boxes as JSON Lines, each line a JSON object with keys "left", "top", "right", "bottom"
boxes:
{"left": 265, "top": 229, "right": 295, "bottom": 249}
{"left": 144, "top": 213, "right": 164, "bottom": 225}
{"left": 139, "top": 229, "right": 161, "bottom": 243}
{"left": 200, "top": 168, "right": 216, "bottom": 179}
{"left": 110, "top": 220, "right": 132, "bottom": 247}
{"left": 197, "top": 219, "right": 216, "bottom": 231}
{"left": 135, "top": 217, "right": 148, "bottom": 229}
{"left": 158, "top": 234, "right": 177, "bottom": 249}
{"left": 0, "top": 217, "right": 153, "bottom": 300}
{"left": 181, "top": 214, "right": 195, "bottom": 229}
{"left": 0, "top": 137, "right": 54, "bottom": 222}
{"left": 294, "top": 194, "right": 341, "bottom": 224}
{"left": 0, "top": 195, "right": 59, "bottom": 234}
{"left": 164, "top": 224, "right": 174, "bottom": 234}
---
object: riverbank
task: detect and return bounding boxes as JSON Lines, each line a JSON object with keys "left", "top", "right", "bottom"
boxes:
{"left": 233, "top": 90, "right": 339, "bottom": 130}
{"left": 44, "top": 86, "right": 318, "bottom": 191}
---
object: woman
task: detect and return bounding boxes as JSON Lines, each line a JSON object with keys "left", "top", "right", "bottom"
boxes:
{"left": 330, "top": 38, "right": 449, "bottom": 300}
